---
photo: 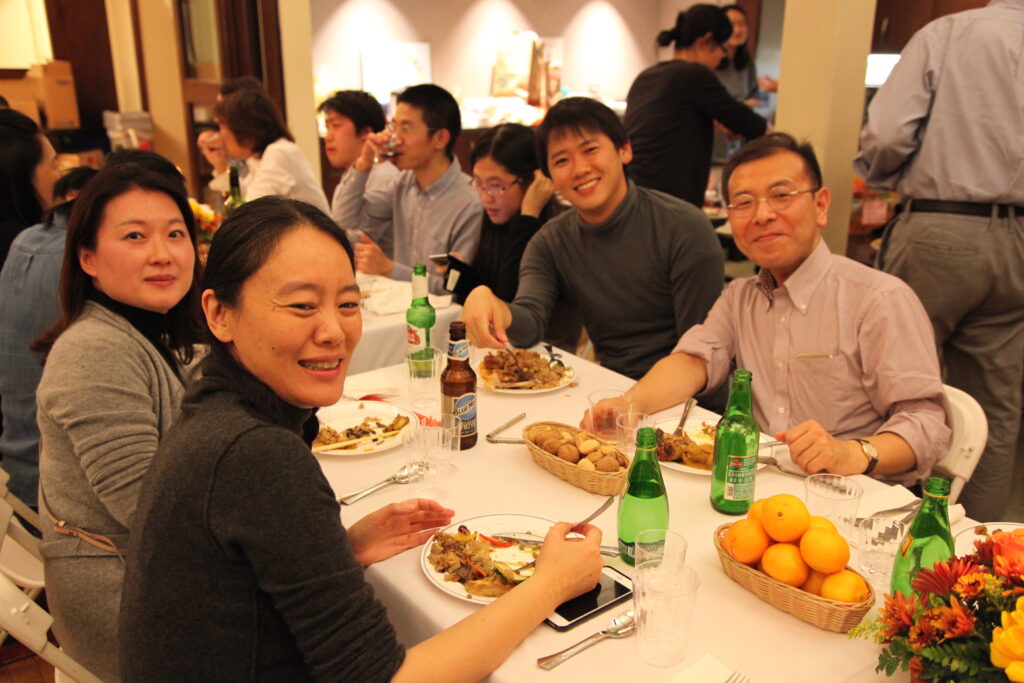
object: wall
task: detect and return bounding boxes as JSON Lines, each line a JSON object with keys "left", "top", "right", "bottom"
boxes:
{"left": 104, "top": 0, "right": 142, "bottom": 112}
{"left": 0, "top": 0, "right": 52, "bottom": 68}
{"left": 280, "top": 0, "right": 321, "bottom": 181}
{"left": 310, "top": 0, "right": 663, "bottom": 103}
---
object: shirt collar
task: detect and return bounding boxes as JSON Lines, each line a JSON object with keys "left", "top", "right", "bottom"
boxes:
{"left": 417, "top": 156, "right": 463, "bottom": 197}
{"left": 754, "top": 239, "right": 832, "bottom": 314}
{"left": 574, "top": 180, "right": 638, "bottom": 233}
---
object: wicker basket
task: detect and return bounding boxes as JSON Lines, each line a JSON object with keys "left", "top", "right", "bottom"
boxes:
{"left": 713, "top": 523, "right": 874, "bottom": 633}
{"left": 522, "top": 421, "right": 627, "bottom": 496}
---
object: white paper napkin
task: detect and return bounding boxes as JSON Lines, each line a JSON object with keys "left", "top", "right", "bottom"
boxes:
{"left": 359, "top": 275, "right": 453, "bottom": 316}
{"left": 858, "top": 484, "right": 965, "bottom": 526}
{"left": 342, "top": 375, "right": 399, "bottom": 400}
{"left": 668, "top": 653, "right": 734, "bottom": 682}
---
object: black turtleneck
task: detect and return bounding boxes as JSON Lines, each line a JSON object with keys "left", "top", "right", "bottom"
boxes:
{"left": 88, "top": 290, "right": 182, "bottom": 382}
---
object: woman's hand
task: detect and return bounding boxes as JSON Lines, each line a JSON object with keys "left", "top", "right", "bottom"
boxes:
{"left": 197, "top": 130, "right": 228, "bottom": 174}
{"left": 531, "top": 522, "right": 604, "bottom": 604}
{"left": 348, "top": 498, "right": 455, "bottom": 566}
{"left": 520, "top": 170, "right": 554, "bottom": 218}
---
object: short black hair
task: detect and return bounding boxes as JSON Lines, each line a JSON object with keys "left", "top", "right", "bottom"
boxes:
{"left": 215, "top": 88, "right": 293, "bottom": 155}
{"left": 219, "top": 76, "right": 264, "bottom": 97}
{"left": 720, "top": 132, "right": 824, "bottom": 202}
{"left": 105, "top": 149, "right": 185, "bottom": 190}
{"left": 52, "top": 166, "right": 97, "bottom": 202}
{"left": 535, "top": 97, "right": 628, "bottom": 176}
{"left": 658, "top": 4, "right": 733, "bottom": 49}
{"left": 0, "top": 108, "right": 47, "bottom": 228}
{"left": 396, "top": 84, "right": 461, "bottom": 159}
{"left": 318, "top": 90, "right": 386, "bottom": 134}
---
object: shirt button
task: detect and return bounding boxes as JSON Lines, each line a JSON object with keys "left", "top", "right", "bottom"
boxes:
{"left": 775, "top": 360, "right": 784, "bottom": 369}
{"left": 777, "top": 406, "right": 785, "bottom": 414}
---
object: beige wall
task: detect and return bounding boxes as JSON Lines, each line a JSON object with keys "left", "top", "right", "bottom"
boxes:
{"left": 279, "top": 0, "right": 321, "bottom": 183}
{"left": 775, "top": 0, "right": 876, "bottom": 255}
{"left": 104, "top": 0, "right": 143, "bottom": 112}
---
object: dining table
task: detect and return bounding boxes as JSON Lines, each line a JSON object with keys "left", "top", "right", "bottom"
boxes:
{"left": 315, "top": 349, "right": 953, "bottom": 682}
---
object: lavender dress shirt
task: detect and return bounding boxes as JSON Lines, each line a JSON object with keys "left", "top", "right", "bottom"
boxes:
{"left": 674, "top": 240, "right": 950, "bottom": 486}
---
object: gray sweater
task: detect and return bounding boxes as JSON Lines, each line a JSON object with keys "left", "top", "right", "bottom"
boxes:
{"left": 508, "top": 182, "right": 725, "bottom": 379}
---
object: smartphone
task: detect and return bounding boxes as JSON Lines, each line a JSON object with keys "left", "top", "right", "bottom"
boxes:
{"left": 545, "top": 566, "right": 633, "bottom": 631}
{"left": 428, "top": 253, "right": 450, "bottom": 267}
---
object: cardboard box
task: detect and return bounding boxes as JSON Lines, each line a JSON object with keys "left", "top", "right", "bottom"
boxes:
{"left": 0, "top": 77, "right": 41, "bottom": 125}
{"left": 27, "top": 60, "right": 80, "bottom": 130}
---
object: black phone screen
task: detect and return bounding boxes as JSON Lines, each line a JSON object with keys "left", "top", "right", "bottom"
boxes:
{"left": 553, "top": 570, "right": 632, "bottom": 624}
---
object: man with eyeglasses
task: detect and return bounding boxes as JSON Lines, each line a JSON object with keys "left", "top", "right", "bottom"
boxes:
{"left": 334, "top": 84, "right": 481, "bottom": 293}
{"left": 604, "top": 134, "right": 949, "bottom": 483}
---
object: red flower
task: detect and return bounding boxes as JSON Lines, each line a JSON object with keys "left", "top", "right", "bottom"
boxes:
{"left": 909, "top": 656, "right": 924, "bottom": 683}
{"left": 909, "top": 617, "right": 939, "bottom": 651}
{"left": 931, "top": 596, "right": 976, "bottom": 640}
{"left": 880, "top": 591, "right": 918, "bottom": 640}
{"left": 913, "top": 557, "right": 985, "bottom": 600}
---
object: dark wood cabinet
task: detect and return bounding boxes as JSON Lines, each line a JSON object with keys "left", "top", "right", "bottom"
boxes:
{"left": 872, "top": 0, "right": 989, "bottom": 53}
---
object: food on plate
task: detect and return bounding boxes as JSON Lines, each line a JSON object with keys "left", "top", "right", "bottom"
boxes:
{"left": 722, "top": 494, "right": 866, "bottom": 603}
{"left": 312, "top": 413, "right": 411, "bottom": 452}
{"left": 655, "top": 421, "right": 716, "bottom": 469}
{"left": 427, "top": 525, "right": 540, "bottom": 598}
{"left": 479, "top": 349, "right": 569, "bottom": 390}
{"left": 525, "top": 424, "right": 629, "bottom": 473}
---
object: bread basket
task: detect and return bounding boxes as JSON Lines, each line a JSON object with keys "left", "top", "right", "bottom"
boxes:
{"left": 713, "top": 522, "right": 874, "bottom": 633}
{"left": 523, "top": 421, "right": 627, "bottom": 496}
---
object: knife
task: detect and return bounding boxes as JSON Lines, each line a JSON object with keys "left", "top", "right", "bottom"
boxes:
{"left": 485, "top": 412, "right": 527, "bottom": 444}
{"left": 757, "top": 454, "right": 810, "bottom": 477}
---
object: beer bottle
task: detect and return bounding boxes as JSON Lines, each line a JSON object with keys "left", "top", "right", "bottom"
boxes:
{"left": 617, "top": 426, "right": 668, "bottom": 566}
{"left": 224, "top": 165, "right": 244, "bottom": 215}
{"left": 710, "top": 369, "right": 760, "bottom": 514}
{"left": 441, "top": 321, "right": 477, "bottom": 449}
{"left": 406, "top": 264, "right": 435, "bottom": 358}
{"left": 890, "top": 476, "right": 954, "bottom": 596}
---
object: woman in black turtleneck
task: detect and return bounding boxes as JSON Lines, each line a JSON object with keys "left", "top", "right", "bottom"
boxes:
{"left": 33, "top": 163, "right": 203, "bottom": 682}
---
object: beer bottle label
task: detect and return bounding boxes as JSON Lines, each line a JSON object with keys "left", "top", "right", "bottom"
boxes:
{"left": 407, "top": 324, "right": 427, "bottom": 352}
{"left": 448, "top": 338, "right": 469, "bottom": 361}
{"left": 723, "top": 453, "right": 756, "bottom": 501}
{"left": 442, "top": 392, "right": 477, "bottom": 438}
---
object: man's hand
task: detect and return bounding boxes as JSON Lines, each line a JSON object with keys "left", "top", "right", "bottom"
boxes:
{"left": 520, "top": 170, "right": 554, "bottom": 218}
{"left": 353, "top": 129, "right": 395, "bottom": 173}
{"left": 462, "top": 286, "right": 512, "bottom": 349}
{"left": 348, "top": 498, "right": 455, "bottom": 566}
{"left": 354, "top": 232, "right": 393, "bottom": 276}
{"left": 776, "top": 420, "right": 866, "bottom": 476}
{"left": 197, "top": 130, "right": 228, "bottom": 174}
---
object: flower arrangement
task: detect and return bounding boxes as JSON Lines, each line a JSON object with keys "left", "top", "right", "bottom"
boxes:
{"left": 188, "top": 198, "right": 222, "bottom": 245}
{"left": 853, "top": 527, "right": 1024, "bottom": 682}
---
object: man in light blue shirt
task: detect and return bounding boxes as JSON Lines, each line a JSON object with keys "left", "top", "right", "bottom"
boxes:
{"left": 334, "top": 84, "right": 482, "bottom": 294}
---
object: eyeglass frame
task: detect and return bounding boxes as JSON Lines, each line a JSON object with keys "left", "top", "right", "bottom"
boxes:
{"left": 725, "top": 187, "right": 821, "bottom": 218}
{"left": 468, "top": 176, "right": 524, "bottom": 198}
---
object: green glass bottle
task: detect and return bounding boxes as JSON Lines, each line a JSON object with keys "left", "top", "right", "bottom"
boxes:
{"left": 710, "top": 369, "right": 760, "bottom": 515}
{"left": 224, "top": 165, "right": 244, "bottom": 215}
{"left": 406, "top": 264, "right": 436, "bottom": 361}
{"left": 890, "top": 476, "right": 954, "bottom": 596}
{"left": 617, "top": 427, "right": 669, "bottom": 566}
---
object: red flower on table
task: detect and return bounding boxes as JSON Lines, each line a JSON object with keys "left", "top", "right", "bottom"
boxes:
{"left": 912, "top": 557, "right": 985, "bottom": 601}
{"left": 992, "top": 529, "right": 1024, "bottom": 582}
{"left": 880, "top": 591, "right": 918, "bottom": 640}
{"left": 908, "top": 656, "right": 924, "bottom": 683}
{"left": 952, "top": 571, "right": 988, "bottom": 599}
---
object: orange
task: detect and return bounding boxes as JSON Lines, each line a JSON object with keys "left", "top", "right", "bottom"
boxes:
{"left": 761, "top": 494, "right": 810, "bottom": 542}
{"left": 748, "top": 499, "right": 766, "bottom": 522}
{"left": 761, "top": 542, "right": 810, "bottom": 587}
{"left": 820, "top": 569, "right": 870, "bottom": 603}
{"left": 801, "top": 569, "right": 829, "bottom": 595}
{"left": 806, "top": 515, "right": 837, "bottom": 533}
{"left": 799, "top": 528, "right": 850, "bottom": 574}
{"left": 723, "top": 519, "right": 772, "bottom": 565}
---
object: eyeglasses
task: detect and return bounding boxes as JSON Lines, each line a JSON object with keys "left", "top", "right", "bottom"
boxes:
{"left": 726, "top": 187, "right": 820, "bottom": 218}
{"left": 469, "top": 177, "right": 522, "bottom": 197}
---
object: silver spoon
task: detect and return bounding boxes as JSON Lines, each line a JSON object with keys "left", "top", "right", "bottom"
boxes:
{"left": 337, "top": 462, "right": 423, "bottom": 505}
{"left": 536, "top": 610, "right": 636, "bottom": 670}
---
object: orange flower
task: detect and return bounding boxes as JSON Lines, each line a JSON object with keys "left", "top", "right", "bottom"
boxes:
{"left": 909, "top": 656, "right": 925, "bottom": 683}
{"left": 913, "top": 557, "right": 985, "bottom": 600}
{"left": 935, "top": 596, "right": 977, "bottom": 640}
{"left": 993, "top": 529, "right": 1024, "bottom": 581}
{"left": 954, "top": 572, "right": 989, "bottom": 600}
{"left": 880, "top": 591, "right": 918, "bottom": 640}
{"left": 909, "top": 617, "right": 939, "bottom": 651}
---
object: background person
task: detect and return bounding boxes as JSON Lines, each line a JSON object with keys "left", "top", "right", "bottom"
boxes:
{"left": 34, "top": 163, "right": 203, "bottom": 681}
{"left": 0, "top": 109, "right": 60, "bottom": 265}
{"left": 212, "top": 87, "right": 330, "bottom": 213}
{"left": 195, "top": 76, "right": 264, "bottom": 184}
{"left": 624, "top": 4, "right": 767, "bottom": 207}
{"left": 119, "top": 197, "right": 604, "bottom": 681}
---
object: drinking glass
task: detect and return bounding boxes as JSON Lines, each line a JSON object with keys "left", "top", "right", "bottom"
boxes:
{"left": 804, "top": 474, "right": 864, "bottom": 540}
{"left": 857, "top": 516, "right": 907, "bottom": 596}
{"left": 403, "top": 420, "right": 458, "bottom": 502}
{"left": 615, "top": 411, "right": 654, "bottom": 458}
{"left": 633, "top": 529, "right": 697, "bottom": 668}
{"left": 406, "top": 347, "right": 441, "bottom": 411}
{"left": 587, "top": 390, "right": 634, "bottom": 440}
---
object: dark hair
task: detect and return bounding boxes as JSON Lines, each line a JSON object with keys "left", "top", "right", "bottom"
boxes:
{"left": 214, "top": 88, "right": 293, "bottom": 156}
{"left": 0, "top": 109, "right": 47, "bottom": 228}
{"left": 0, "top": 95, "right": 9, "bottom": 108}
{"left": 470, "top": 123, "right": 540, "bottom": 185}
{"left": 396, "top": 84, "right": 461, "bottom": 159}
{"left": 318, "top": 90, "right": 386, "bottom": 134}
{"left": 536, "top": 97, "right": 628, "bottom": 177}
{"left": 657, "top": 4, "right": 732, "bottom": 50}
{"left": 105, "top": 149, "right": 185, "bottom": 186}
{"left": 32, "top": 164, "right": 203, "bottom": 360}
{"left": 219, "top": 76, "right": 264, "bottom": 97}
{"left": 720, "top": 132, "right": 823, "bottom": 202}
{"left": 719, "top": 5, "right": 751, "bottom": 71}
{"left": 45, "top": 166, "right": 99, "bottom": 228}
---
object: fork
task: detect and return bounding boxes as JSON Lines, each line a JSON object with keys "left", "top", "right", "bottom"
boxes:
{"left": 518, "top": 496, "right": 616, "bottom": 571}
{"left": 504, "top": 344, "right": 533, "bottom": 381}
{"left": 725, "top": 672, "right": 750, "bottom": 683}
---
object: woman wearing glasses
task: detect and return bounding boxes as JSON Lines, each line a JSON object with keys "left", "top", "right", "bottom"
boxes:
{"left": 624, "top": 4, "right": 768, "bottom": 207}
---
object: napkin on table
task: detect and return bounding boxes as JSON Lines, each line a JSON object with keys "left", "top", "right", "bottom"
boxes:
{"left": 342, "top": 375, "right": 399, "bottom": 400}
{"left": 858, "top": 483, "right": 966, "bottom": 526}
{"left": 668, "top": 653, "right": 734, "bottom": 682}
{"left": 358, "top": 273, "right": 452, "bottom": 316}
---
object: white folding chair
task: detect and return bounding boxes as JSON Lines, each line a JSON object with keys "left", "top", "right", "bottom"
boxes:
{"left": 0, "top": 498, "right": 101, "bottom": 683}
{"left": 0, "top": 466, "right": 45, "bottom": 647}
{"left": 933, "top": 384, "right": 988, "bottom": 504}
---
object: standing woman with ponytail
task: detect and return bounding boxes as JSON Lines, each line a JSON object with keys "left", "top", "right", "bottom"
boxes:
{"left": 624, "top": 4, "right": 768, "bottom": 207}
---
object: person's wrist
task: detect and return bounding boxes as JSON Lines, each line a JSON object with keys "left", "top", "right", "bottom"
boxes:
{"left": 855, "top": 438, "right": 879, "bottom": 475}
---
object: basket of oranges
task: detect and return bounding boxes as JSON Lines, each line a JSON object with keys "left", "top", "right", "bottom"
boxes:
{"left": 712, "top": 494, "right": 874, "bottom": 633}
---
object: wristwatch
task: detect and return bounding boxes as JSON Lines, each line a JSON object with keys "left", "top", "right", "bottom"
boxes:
{"left": 856, "top": 439, "right": 879, "bottom": 475}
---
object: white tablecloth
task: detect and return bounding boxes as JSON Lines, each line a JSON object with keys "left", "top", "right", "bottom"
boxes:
{"left": 349, "top": 295, "right": 462, "bottom": 375}
{"left": 317, "top": 353, "right": 914, "bottom": 682}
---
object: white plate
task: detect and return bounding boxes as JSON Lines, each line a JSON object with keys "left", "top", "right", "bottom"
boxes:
{"left": 421, "top": 513, "right": 554, "bottom": 604}
{"left": 655, "top": 417, "right": 770, "bottom": 476}
{"left": 314, "top": 401, "right": 417, "bottom": 456}
{"left": 953, "top": 521, "right": 1024, "bottom": 557}
{"left": 478, "top": 352, "right": 577, "bottom": 394}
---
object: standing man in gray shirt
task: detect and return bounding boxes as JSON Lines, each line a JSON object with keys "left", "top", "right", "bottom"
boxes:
{"left": 855, "top": 0, "right": 1024, "bottom": 520}
{"left": 334, "top": 84, "right": 481, "bottom": 294}
{"left": 463, "top": 97, "right": 724, "bottom": 380}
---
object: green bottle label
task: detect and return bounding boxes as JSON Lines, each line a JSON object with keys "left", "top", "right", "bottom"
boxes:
{"left": 724, "top": 453, "right": 756, "bottom": 501}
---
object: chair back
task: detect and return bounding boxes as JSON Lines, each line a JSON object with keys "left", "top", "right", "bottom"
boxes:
{"left": 0, "top": 465, "right": 44, "bottom": 589}
{"left": 933, "top": 385, "right": 988, "bottom": 504}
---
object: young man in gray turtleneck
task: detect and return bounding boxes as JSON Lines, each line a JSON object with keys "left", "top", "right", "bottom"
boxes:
{"left": 462, "top": 97, "right": 724, "bottom": 380}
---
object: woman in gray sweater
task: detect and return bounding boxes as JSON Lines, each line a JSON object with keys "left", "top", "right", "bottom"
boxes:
{"left": 34, "top": 163, "right": 203, "bottom": 681}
